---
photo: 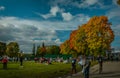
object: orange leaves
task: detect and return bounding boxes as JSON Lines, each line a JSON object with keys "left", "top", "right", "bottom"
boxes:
{"left": 60, "top": 40, "right": 72, "bottom": 54}
{"left": 60, "top": 16, "right": 114, "bottom": 56}
{"left": 117, "top": 0, "right": 120, "bottom": 5}
{"left": 85, "top": 16, "right": 114, "bottom": 54}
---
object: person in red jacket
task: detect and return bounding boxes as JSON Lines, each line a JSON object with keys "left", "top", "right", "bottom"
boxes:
{"left": 2, "top": 56, "right": 8, "bottom": 69}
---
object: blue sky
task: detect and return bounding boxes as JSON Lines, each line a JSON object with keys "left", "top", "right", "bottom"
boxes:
{"left": 0, "top": 0, "right": 120, "bottom": 53}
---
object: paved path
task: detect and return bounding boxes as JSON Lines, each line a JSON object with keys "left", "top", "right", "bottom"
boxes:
{"left": 65, "top": 61, "right": 120, "bottom": 78}
{"left": 90, "top": 61, "right": 120, "bottom": 78}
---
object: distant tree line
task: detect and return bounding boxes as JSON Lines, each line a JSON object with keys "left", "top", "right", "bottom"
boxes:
{"left": 0, "top": 41, "right": 19, "bottom": 57}
{"left": 36, "top": 42, "right": 61, "bottom": 57}
{"left": 0, "top": 41, "right": 61, "bottom": 58}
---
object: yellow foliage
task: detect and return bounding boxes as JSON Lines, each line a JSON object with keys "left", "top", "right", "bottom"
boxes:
{"left": 60, "top": 16, "right": 114, "bottom": 56}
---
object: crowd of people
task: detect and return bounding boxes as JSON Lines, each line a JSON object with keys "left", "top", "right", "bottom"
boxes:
{"left": 0, "top": 54, "right": 24, "bottom": 69}
{"left": 71, "top": 55, "right": 91, "bottom": 78}
{"left": 1, "top": 54, "right": 118, "bottom": 78}
{"left": 34, "top": 57, "right": 70, "bottom": 65}
{"left": 70, "top": 54, "right": 105, "bottom": 78}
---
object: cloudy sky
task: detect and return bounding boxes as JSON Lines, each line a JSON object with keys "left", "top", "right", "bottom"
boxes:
{"left": 0, "top": 0, "right": 120, "bottom": 53}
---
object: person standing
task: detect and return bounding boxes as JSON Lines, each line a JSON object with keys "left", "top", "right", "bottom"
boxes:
{"left": 81, "top": 55, "right": 91, "bottom": 78}
{"left": 20, "top": 57, "right": 23, "bottom": 66}
{"left": 84, "top": 57, "right": 91, "bottom": 78}
{"left": 2, "top": 56, "right": 8, "bottom": 69}
{"left": 71, "top": 58, "right": 77, "bottom": 74}
{"left": 97, "top": 54, "right": 103, "bottom": 74}
{"left": 20, "top": 53, "right": 23, "bottom": 66}
{"left": 78, "top": 55, "right": 86, "bottom": 73}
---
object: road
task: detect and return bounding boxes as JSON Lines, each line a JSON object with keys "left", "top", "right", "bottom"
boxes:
{"left": 65, "top": 61, "right": 120, "bottom": 78}
{"left": 90, "top": 61, "right": 120, "bottom": 78}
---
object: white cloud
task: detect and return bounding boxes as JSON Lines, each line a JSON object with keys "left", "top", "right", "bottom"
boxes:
{"left": 112, "top": 24, "right": 120, "bottom": 36}
{"left": 50, "top": 6, "right": 60, "bottom": 16}
{"left": 50, "top": 0, "right": 103, "bottom": 9}
{"left": 78, "top": 0, "right": 98, "bottom": 8}
{"left": 0, "top": 6, "right": 5, "bottom": 11}
{"left": 37, "top": 6, "right": 74, "bottom": 21}
{"left": 38, "top": 6, "right": 77, "bottom": 21}
{"left": 37, "top": 4, "right": 92, "bottom": 22}
{"left": 51, "top": 0, "right": 117, "bottom": 9}
{"left": 0, "top": 15, "right": 90, "bottom": 32}
{"left": 62, "top": 12, "right": 73, "bottom": 21}
{"left": 55, "top": 38, "right": 62, "bottom": 45}
{"left": 40, "top": 6, "right": 63, "bottom": 19}
{"left": 85, "top": 0, "right": 98, "bottom": 5}
{"left": 106, "top": 8, "right": 120, "bottom": 19}
{"left": 112, "top": 0, "right": 119, "bottom": 6}
{"left": 0, "top": 15, "right": 90, "bottom": 52}
{"left": 40, "top": 14, "right": 53, "bottom": 19}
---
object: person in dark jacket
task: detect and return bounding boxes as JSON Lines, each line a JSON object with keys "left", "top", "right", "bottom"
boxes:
{"left": 84, "top": 58, "right": 91, "bottom": 78}
{"left": 20, "top": 56, "right": 23, "bottom": 66}
{"left": 71, "top": 58, "right": 77, "bottom": 74}
{"left": 20, "top": 53, "right": 23, "bottom": 66}
{"left": 97, "top": 55, "right": 103, "bottom": 74}
{"left": 82, "top": 56, "right": 91, "bottom": 78}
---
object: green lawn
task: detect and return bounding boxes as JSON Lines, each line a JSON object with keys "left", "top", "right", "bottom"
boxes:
{"left": 0, "top": 61, "right": 81, "bottom": 78}
{"left": 0, "top": 61, "right": 97, "bottom": 78}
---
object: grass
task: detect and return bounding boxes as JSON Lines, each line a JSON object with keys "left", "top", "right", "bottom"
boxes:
{"left": 0, "top": 61, "right": 81, "bottom": 78}
{"left": 0, "top": 61, "right": 97, "bottom": 78}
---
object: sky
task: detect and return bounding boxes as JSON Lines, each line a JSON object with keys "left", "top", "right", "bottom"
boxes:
{"left": 0, "top": 0, "right": 120, "bottom": 53}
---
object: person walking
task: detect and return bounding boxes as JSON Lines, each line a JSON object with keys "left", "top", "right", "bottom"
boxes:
{"left": 97, "top": 54, "right": 103, "bottom": 74}
{"left": 82, "top": 56, "right": 91, "bottom": 78}
{"left": 84, "top": 57, "right": 91, "bottom": 78}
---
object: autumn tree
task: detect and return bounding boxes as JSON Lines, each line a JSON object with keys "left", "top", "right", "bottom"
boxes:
{"left": 41, "top": 42, "right": 46, "bottom": 57}
{"left": 0, "top": 42, "right": 6, "bottom": 56}
{"left": 60, "top": 16, "right": 114, "bottom": 56}
{"left": 36, "top": 45, "right": 60, "bottom": 56}
{"left": 6, "top": 42, "right": 19, "bottom": 57}
{"left": 69, "top": 26, "right": 88, "bottom": 55}
{"left": 60, "top": 40, "right": 77, "bottom": 57}
{"left": 84, "top": 16, "right": 114, "bottom": 56}
{"left": 60, "top": 40, "right": 71, "bottom": 54}
{"left": 36, "top": 42, "right": 46, "bottom": 57}
{"left": 117, "top": 0, "right": 120, "bottom": 5}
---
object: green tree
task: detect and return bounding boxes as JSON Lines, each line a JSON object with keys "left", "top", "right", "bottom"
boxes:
{"left": 6, "top": 42, "right": 19, "bottom": 57}
{"left": 46, "top": 45, "right": 60, "bottom": 54}
{"left": 0, "top": 42, "right": 6, "bottom": 56}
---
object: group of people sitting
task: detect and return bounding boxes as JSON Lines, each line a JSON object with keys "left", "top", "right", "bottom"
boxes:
{"left": 34, "top": 57, "right": 52, "bottom": 64}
